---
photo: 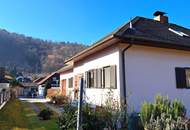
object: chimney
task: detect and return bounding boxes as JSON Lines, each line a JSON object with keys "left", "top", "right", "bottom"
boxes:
{"left": 153, "top": 11, "right": 168, "bottom": 23}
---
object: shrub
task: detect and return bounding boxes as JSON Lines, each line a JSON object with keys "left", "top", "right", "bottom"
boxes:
{"left": 57, "top": 103, "right": 126, "bottom": 130}
{"left": 82, "top": 104, "right": 107, "bottom": 130}
{"left": 57, "top": 89, "right": 127, "bottom": 130}
{"left": 128, "top": 112, "right": 144, "bottom": 130}
{"left": 103, "top": 89, "right": 128, "bottom": 129}
{"left": 10, "top": 79, "right": 20, "bottom": 86}
{"left": 140, "top": 95, "right": 187, "bottom": 130}
{"left": 51, "top": 95, "right": 69, "bottom": 105}
{"left": 146, "top": 113, "right": 190, "bottom": 130}
{"left": 140, "top": 102, "right": 154, "bottom": 127}
{"left": 38, "top": 108, "right": 53, "bottom": 120}
{"left": 172, "top": 99, "right": 186, "bottom": 120}
{"left": 57, "top": 103, "right": 77, "bottom": 130}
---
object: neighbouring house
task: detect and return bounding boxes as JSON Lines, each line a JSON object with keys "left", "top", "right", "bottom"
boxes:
{"left": 33, "top": 76, "right": 46, "bottom": 83}
{"left": 11, "top": 85, "right": 24, "bottom": 98}
{"left": 16, "top": 76, "right": 32, "bottom": 83}
{"left": 57, "top": 62, "right": 74, "bottom": 99}
{"left": 59, "top": 11, "right": 190, "bottom": 114}
{"left": 20, "top": 82, "right": 38, "bottom": 97}
{"left": 35, "top": 72, "right": 60, "bottom": 98}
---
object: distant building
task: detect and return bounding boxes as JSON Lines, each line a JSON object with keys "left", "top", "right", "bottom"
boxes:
{"left": 16, "top": 76, "right": 31, "bottom": 83}
{"left": 34, "top": 72, "right": 60, "bottom": 97}
{"left": 20, "top": 82, "right": 38, "bottom": 97}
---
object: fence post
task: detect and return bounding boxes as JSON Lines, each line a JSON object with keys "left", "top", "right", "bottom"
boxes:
{"left": 0, "top": 92, "right": 1, "bottom": 105}
{"left": 77, "top": 77, "right": 84, "bottom": 130}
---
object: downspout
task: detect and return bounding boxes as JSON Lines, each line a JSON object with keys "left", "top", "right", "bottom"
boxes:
{"left": 121, "top": 43, "right": 132, "bottom": 105}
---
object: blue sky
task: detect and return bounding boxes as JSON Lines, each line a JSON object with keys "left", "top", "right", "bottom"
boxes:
{"left": 0, "top": 0, "right": 189, "bottom": 45}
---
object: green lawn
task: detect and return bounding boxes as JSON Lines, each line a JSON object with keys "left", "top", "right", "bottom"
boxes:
{"left": 0, "top": 100, "right": 59, "bottom": 130}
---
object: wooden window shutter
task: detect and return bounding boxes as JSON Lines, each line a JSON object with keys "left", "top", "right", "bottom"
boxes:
{"left": 94, "top": 69, "right": 97, "bottom": 88}
{"left": 104, "top": 67, "right": 111, "bottom": 88}
{"left": 85, "top": 71, "right": 89, "bottom": 88}
{"left": 97, "top": 69, "right": 102, "bottom": 88}
{"left": 175, "top": 67, "right": 186, "bottom": 88}
{"left": 102, "top": 68, "right": 105, "bottom": 88}
{"left": 110, "top": 65, "right": 117, "bottom": 89}
{"left": 89, "top": 70, "right": 94, "bottom": 88}
{"left": 85, "top": 72, "right": 88, "bottom": 88}
{"left": 68, "top": 77, "right": 73, "bottom": 88}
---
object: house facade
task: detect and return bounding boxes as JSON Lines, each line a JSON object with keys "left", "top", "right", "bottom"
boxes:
{"left": 35, "top": 72, "right": 60, "bottom": 97}
{"left": 59, "top": 45, "right": 121, "bottom": 105}
{"left": 59, "top": 11, "right": 190, "bottom": 114}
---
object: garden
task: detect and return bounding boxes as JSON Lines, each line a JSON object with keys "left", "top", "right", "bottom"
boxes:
{"left": 0, "top": 100, "right": 58, "bottom": 130}
{"left": 1, "top": 94, "right": 190, "bottom": 130}
{"left": 54, "top": 94, "right": 190, "bottom": 130}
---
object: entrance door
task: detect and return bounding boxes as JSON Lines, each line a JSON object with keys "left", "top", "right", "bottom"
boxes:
{"left": 61, "top": 79, "right": 66, "bottom": 96}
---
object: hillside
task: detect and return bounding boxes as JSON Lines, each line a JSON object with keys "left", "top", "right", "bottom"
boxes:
{"left": 0, "top": 29, "right": 87, "bottom": 73}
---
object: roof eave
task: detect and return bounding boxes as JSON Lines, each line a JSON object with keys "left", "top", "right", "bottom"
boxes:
{"left": 64, "top": 34, "right": 115, "bottom": 63}
{"left": 115, "top": 34, "right": 190, "bottom": 51}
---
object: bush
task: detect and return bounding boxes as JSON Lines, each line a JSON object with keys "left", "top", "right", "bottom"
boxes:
{"left": 38, "top": 108, "right": 53, "bottom": 120}
{"left": 128, "top": 112, "right": 144, "bottom": 130}
{"left": 103, "top": 89, "right": 127, "bottom": 129}
{"left": 57, "top": 90, "right": 127, "bottom": 130}
{"left": 147, "top": 113, "right": 190, "bottom": 130}
{"left": 82, "top": 104, "right": 107, "bottom": 130}
{"left": 57, "top": 103, "right": 127, "bottom": 130}
{"left": 140, "top": 95, "right": 187, "bottom": 130}
{"left": 57, "top": 103, "right": 77, "bottom": 130}
{"left": 57, "top": 89, "right": 127, "bottom": 130}
{"left": 10, "top": 79, "right": 20, "bottom": 86}
{"left": 51, "top": 95, "right": 69, "bottom": 105}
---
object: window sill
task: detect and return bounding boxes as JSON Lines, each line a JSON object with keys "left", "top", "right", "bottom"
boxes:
{"left": 85, "top": 88, "right": 117, "bottom": 90}
{"left": 50, "top": 87, "right": 60, "bottom": 89}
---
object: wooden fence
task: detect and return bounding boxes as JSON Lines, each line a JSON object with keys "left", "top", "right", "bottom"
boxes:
{"left": 0, "top": 83, "right": 10, "bottom": 110}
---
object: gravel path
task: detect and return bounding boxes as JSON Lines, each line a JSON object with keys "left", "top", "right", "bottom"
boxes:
{"left": 29, "top": 103, "right": 40, "bottom": 113}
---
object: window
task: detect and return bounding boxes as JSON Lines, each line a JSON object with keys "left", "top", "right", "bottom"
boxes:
{"left": 175, "top": 67, "right": 190, "bottom": 88}
{"left": 103, "top": 65, "right": 117, "bottom": 89}
{"left": 52, "top": 77, "right": 57, "bottom": 81}
{"left": 51, "top": 80, "right": 59, "bottom": 87}
{"left": 68, "top": 77, "right": 73, "bottom": 88}
{"left": 88, "top": 70, "right": 95, "bottom": 88}
{"left": 103, "top": 66, "right": 111, "bottom": 88}
{"left": 96, "top": 69, "right": 102, "bottom": 88}
{"left": 85, "top": 65, "right": 117, "bottom": 89}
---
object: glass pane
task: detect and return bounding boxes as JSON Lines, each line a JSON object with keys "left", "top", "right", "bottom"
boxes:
{"left": 104, "top": 67, "right": 111, "bottom": 88}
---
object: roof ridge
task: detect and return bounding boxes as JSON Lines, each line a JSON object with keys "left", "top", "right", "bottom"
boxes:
{"left": 113, "top": 16, "right": 142, "bottom": 35}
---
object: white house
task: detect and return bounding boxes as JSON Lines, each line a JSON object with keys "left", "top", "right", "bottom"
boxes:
{"left": 58, "top": 11, "right": 190, "bottom": 114}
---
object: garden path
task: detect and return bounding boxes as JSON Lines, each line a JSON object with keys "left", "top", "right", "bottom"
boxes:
{"left": 44, "top": 103, "right": 62, "bottom": 115}
{"left": 28, "top": 103, "right": 40, "bottom": 113}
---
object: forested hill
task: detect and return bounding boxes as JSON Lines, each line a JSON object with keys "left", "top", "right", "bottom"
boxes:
{"left": 0, "top": 29, "right": 87, "bottom": 73}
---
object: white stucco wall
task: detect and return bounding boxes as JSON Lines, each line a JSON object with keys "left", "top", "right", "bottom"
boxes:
{"left": 72, "top": 46, "right": 121, "bottom": 106}
{"left": 125, "top": 45, "right": 190, "bottom": 114}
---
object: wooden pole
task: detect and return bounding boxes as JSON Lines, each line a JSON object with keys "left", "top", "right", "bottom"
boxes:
{"left": 77, "top": 77, "right": 84, "bottom": 130}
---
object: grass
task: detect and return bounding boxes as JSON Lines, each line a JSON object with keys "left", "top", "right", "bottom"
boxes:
{"left": 0, "top": 100, "right": 59, "bottom": 130}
